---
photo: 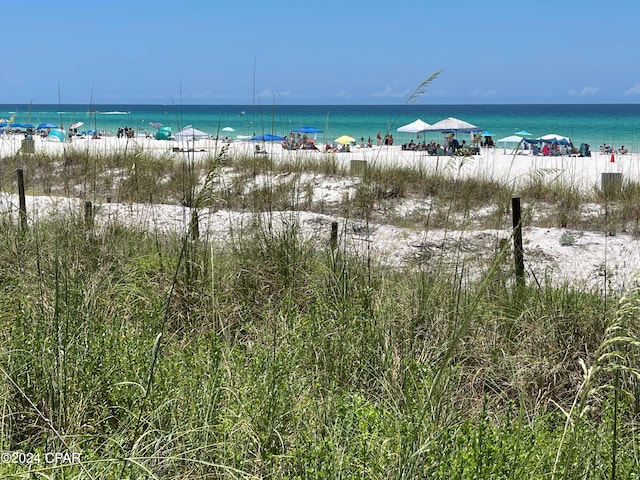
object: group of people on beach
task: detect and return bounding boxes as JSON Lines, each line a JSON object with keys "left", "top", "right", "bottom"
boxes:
{"left": 600, "top": 144, "right": 628, "bottom": 154}
{"left": 282, "top": 132, "right": 319, "bottom": 151}
{"left": 376, "top": 131, "right": 395, "bottom": 146}
{"left": 116, "top": 127, "right": 135, "bottom": 139}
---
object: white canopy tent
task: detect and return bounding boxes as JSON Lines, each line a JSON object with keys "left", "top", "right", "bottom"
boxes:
{"left": 497, "top": 135, "right": 523, "bottom": 145}
{"left": 538, "top": 133, "right": 572, "bottom": 144}
{"left": 397, "top": 118, "right": 431, "bottom": 133}
{"left": 496, "top": 135, "right": 524, "bottom": 154}
{"left": 174, "top": 125, "right": 211, "bottom": 141}
{"left": 422, "top": 117, "right": 481, "bottom": 133}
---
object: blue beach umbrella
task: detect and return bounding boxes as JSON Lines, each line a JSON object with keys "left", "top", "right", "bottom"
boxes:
{"left": 37, "top": 122, "right": 58, "bottom": 130}
{"left": 292, "top": 126, "right": 323, "bottom": 134}
{"left": 9, "top": 122, "right": 34, "bottom": 129}
{"left": 515, "top": 130, "right": 532, "bottom": 136}
{"left": 250, "top": 133, "right": 285, "bottom": 142}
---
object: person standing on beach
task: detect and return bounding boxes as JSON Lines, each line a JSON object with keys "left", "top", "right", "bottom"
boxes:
{"left": 376, "top": 131, "right": 382, "bottom": 146}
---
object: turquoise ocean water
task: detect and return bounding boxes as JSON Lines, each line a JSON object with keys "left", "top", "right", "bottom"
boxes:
{"left": 2, "top": 104, "right": 640, "bottom": 152}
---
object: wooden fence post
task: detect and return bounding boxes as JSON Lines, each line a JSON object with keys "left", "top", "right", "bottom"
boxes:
{"left": 512, "top": 195, "right": 525, "bottom": 286}
{"left": 190, "top": 210, "right": 200, "bottom": 240}
{"left": 330, "top": 221, "right": 338, "bottom": 251}
{"left": 16, "top": 168, "right": 27, "bottom": 232}
{"left": 84, "top": 201, "right": 93, "bottom": 229}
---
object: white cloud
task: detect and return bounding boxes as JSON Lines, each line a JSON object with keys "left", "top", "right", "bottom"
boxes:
{"left": 469, "top": 89, "right": 496, "bottom": 98}
{"left": 423, "top": 88, "right": 453, "bottom": 98}
{"left": 255, "top": 89, "right": 291, "bottom": 100}
{"left": 568, "top": 86, "right": 599, "bottom": 96}
{"left": 624, "top": 83, "right": 640, "bottom": 95}
{"left": 370, "top": 86, "right": 411, "bottom": 98}
{"left": 333, "top": 89, "right": 353, "bottom": 99}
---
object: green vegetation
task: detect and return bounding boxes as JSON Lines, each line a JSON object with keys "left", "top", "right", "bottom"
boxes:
{"left": 1, "top": 148, "right": 640, "bottom": 478}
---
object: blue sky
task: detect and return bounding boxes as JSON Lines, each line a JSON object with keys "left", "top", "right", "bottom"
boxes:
{"left": 2, "top": 0, "right": 639, "bottom": 105}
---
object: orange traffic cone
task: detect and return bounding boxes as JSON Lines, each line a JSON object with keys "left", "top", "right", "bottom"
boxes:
{"left": 611, "top": 153, "right": 615, "bottom": 163}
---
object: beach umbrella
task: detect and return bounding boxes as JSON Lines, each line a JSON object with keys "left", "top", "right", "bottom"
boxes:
{"left": 397, "top": 119, "right": 431, "bottom": 133}
{"left": 482, "top": 131, "right": 495, "bottom": 137}
{"left": 250, "top": 133, "right": 285, "bottom": 142}
{"left": 149, "top": 121, "right": 163, "bottom": 129}
{"left": 70, "top": 121, "right": 83, "bottom": 129}
{"left": 292, "top": 126, "right": 323, "bottom": 134}
{"left": 515, "top": 130, "right": 532, "bottom": 136}
{"left": 221, "top": 126, "right": 235, "bottom": 132}
{"left": 338, "top": 135, "right": 356, "bottom": 144}
{"left": 335, "top": 135, "right": 356, "bottom": 145}
{"left": 37, "top": 122, "right": 58, "bottom": 130}
{"left": 10, "top": 123, "right": 34, "bottom": 129}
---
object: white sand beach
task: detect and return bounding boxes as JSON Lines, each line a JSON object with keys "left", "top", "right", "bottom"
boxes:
{"left": 1, "top": 133, "right": 639, "bottom": 293}
{"left": 0, "top": 133, "right": 636, "bottom": 188}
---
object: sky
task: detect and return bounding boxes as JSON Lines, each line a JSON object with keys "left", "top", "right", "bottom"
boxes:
{"left": 2, "top": 0, "right": 639, "bottom": 105}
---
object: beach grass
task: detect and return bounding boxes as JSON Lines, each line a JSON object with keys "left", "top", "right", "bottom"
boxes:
{"left": 1, "top": 148, "right": 640, "bottom": 477}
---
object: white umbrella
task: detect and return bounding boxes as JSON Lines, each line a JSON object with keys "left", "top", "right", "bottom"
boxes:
{"left": 222, "top": 127, "right": 235, "bottom": 132}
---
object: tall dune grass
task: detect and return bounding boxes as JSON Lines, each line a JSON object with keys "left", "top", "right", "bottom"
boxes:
{"left": 0, "top": 147, "right": 639, "bottom": 478}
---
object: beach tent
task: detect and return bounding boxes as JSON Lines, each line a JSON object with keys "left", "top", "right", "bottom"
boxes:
{"left": 46, "top": 129, "right": 67, "bottom": 142}
{"left": 497, "top": 135, "right": 525, "bottom": 153}
{"left": 174, "top": 126, "right": 210, "bottom": 140}
{"left": 497, "top": 135, "right": 523, "bottom": 145}
{"left": 538, "top": 133, "right": 572, "bottom": 145}
{"left": 422, "top": 117, "right": 481, "bottom": 133}
{"left": 397, "top": 119, "right": 431, "bottom": 133}
{"left": 155, "top": 126, "right": 172, "bottom": 140}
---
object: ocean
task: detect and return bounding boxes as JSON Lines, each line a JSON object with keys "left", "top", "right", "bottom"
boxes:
{"left": 1, "top": 104, "right": 639, "bottom": 152}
